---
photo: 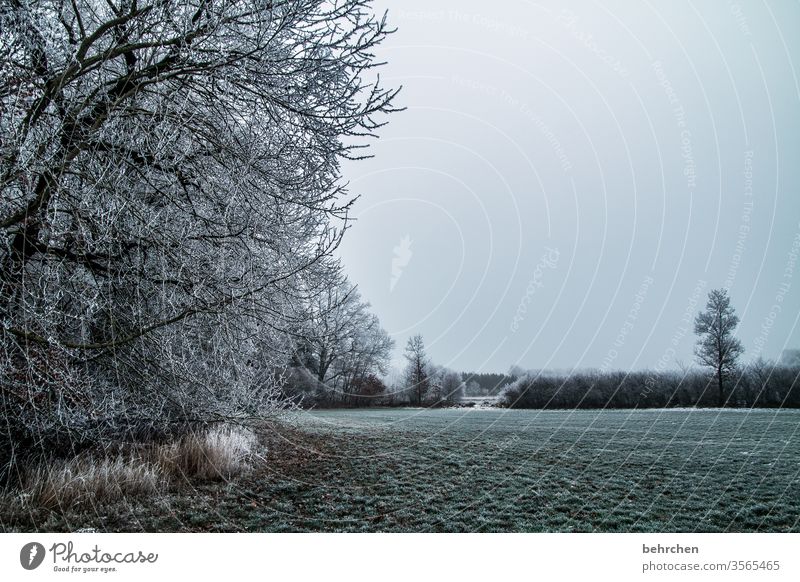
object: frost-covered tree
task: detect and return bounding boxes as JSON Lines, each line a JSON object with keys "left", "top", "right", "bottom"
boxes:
{"left": 694, "top": 289, "right": 744, "bottom": 406}
{"left": 427, "top": 366, "right": 463, "bottom": 405}
{"left": 441, "top": 371, "right": 465, "bottom": 404}
{"left": 403, "top": 334, "right": 429, "bottom": 406}
{"left": 293, "top": 277, "right": 393, "bottom": 405}
{"left": 0, "top": 0, "right": 399, "bottom": 475}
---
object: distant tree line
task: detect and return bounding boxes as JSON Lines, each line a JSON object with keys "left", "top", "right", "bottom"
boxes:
{"left": 284, "top": 333, "right": 466, "bottom": 408}
{"left": 498, "top": 361, "right": 800, "bottom": 409}
{"left": 460, "top": 372, "right": 517, "bottom": 396}
{"left": 500, "top": 290, "right": 799, "bottom": 410}
{"left": 280, "top": 289, "right": 800, "bottom": 411}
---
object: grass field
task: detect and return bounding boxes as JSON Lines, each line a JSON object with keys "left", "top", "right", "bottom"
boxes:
{"left": 4, "top": 408, "right": 799, "bottom": 532}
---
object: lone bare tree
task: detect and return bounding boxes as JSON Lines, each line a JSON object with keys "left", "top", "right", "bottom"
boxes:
{"left": 403, "top": 334, "right": 430, "bottom": 406}
{"left": 694, "top": 289, "right": 744, "bottom": 406}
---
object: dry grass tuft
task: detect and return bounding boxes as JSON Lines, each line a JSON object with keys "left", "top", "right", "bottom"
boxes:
{"left": 25, "top": 454, "right": 164, "bottom": 509}
{"left": 12, "top": 424, "right": 259, "bottom": 510}
{"left": 152, "top": 425, "right": 258, "bottom": 481}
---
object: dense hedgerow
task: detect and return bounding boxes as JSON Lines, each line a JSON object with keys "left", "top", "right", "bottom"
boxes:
{"left": 498, "top": 363, "right": 800, "bottom": 409}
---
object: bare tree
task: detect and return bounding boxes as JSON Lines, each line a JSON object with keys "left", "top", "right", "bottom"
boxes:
{"left": 436, "top": 368, "right": 464, "bottom": 405}
{"left": 296, "top": 277, "right": 393, "bottom": 405}
{"left": 694, "top": 289, "right": 744, "bottom": 406}
{"left": 403, "top": 334, "right": 429, "bottom": 406}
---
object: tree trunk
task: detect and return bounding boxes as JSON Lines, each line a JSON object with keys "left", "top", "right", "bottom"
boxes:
{"left": 717, "top": 365, "right": 724, "bottom": 407}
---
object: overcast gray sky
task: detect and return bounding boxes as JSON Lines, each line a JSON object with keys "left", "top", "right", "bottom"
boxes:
{"left": 337, "top": 0, "right": 800, "bottom": 374}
